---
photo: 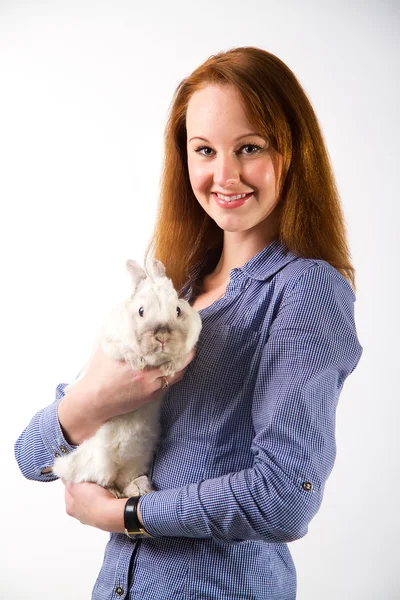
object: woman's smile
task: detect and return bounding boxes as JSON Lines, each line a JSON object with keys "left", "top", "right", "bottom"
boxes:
{"left": 212, "top": 191, "right": 254, "bottom": 209}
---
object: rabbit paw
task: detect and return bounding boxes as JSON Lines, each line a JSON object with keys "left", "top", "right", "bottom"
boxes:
{"left": 160, "top": 361, "right": 176, "bottom": 377}
{"left": 122, "top": 475, "right": 154, "bottom": 497}
{"left": 106, "top": 486, "right": 124, "bottom": 499}
{"left": 52, "top": 455, "right": 74, "bottom": 481}
{"left": 124, "top": 351, "right": 146, "bottom": 371}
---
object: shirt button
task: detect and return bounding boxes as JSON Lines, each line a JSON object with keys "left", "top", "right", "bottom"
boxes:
{"left": 302, "top": 481, "right": 312, "bottom": 491}
{"left": 54, "top": 452, "right": 61, "bottom": 457}
{"left": 60, "top": 445, "right": 69, "bottom": 454}
{"left": 115, "top": 586, "right": 124, "bottom": 596}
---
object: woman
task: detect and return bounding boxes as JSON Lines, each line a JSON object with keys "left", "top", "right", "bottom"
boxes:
{"left": 15, "top": 47, "right": 363, "bottom": 599}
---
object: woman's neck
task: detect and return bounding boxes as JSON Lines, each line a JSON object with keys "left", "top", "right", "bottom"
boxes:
{"left": 210, "top": 231, "right": 278, "bottom": 284}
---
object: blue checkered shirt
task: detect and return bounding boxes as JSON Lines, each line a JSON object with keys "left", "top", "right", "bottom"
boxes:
{"left": 15, "top": 240, "right": 363, "bottom": 599}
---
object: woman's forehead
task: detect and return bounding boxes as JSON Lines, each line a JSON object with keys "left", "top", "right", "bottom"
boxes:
{"left": 186, "top": 85, "right": 257, "bottom": 137}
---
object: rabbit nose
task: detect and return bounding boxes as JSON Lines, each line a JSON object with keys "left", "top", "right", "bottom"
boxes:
{"left": 155, "top": 327, "right": 171, "bottom": 342}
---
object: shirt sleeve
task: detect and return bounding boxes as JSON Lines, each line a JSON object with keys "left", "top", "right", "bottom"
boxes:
{"left": 139, "top": 263, "right": 363, "bottom": 544}
{"left": 14, "top": 383, "right": 77, "bottom": 482}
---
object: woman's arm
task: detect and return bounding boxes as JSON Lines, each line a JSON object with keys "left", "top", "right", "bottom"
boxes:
{"left": 14, "top": 348, "right": 195, "bottom": 481}
{"left": 135, "top": 264, "right": 363, "bottom": 544}
{"left": 56, "top": 344, "right": 180, "bottom": 445}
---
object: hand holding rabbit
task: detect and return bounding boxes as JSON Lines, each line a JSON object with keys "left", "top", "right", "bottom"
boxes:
{"left": 58, "top": 344, "right": 195, "bottom": 445}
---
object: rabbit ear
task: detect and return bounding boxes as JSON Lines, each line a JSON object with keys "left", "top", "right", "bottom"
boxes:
{"left": 126, "top": 260, "right": 147, "bottom": 291}
{"left": 144, "top": 257, "right": 166, "bottom": 279}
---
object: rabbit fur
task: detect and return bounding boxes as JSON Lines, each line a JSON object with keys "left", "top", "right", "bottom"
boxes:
{"left": 52, "top": 257, "right": 202, "bottom": 498}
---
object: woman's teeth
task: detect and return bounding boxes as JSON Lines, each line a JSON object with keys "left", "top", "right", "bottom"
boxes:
{"left": 216, "top": 192, "right": 250, "bottom": 202}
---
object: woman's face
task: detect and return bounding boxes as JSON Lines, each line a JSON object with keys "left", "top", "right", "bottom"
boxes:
{"left": 186, "top": 84, "right": 283, "bottom": 239}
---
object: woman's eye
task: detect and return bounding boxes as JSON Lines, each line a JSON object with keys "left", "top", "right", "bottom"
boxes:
{"left": 240, "top": 144, "right": 262, "bottom": 155}
{"left": 194, "top": 144, "right": 263, "bottom": 157}
{"left": 195, "top": 146, "right": 214, "bottom": 156}
{"left": 138, "top": 307, "right": 144, "bottom": 317}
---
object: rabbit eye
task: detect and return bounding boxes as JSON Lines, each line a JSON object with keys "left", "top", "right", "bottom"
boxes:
{"left": 176, "top": 306, "right": 181, "bottom": 317}
{"left": 138, "top": 307, "right": 144, "bottom": 317}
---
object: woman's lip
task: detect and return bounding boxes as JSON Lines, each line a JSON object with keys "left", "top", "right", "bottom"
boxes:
{"left": 212, "top": 192, "right": 254, "bottom": 209}
{"left": 212, "top": 191, "right": 254, "bottom": 196}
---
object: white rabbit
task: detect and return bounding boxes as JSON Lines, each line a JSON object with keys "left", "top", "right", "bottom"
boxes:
{"left": 52, "top": 257, "right": 202, "bottom": 497}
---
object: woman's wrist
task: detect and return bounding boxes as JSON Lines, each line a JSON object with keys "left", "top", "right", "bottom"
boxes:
{"left": 57, "top": 385, "right": 106, "bottom": 445}
{"left": 93, "top": 496, "right": 145, "bottom": 534}
{"left": 96, "top": 497, "right": 126, "bottom": 533}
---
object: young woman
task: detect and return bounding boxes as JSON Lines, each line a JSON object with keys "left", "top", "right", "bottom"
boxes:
{"left": 15, "top": 47, "right": 363, "bottom": 599}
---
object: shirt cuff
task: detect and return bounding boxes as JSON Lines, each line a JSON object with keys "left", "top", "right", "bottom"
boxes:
{"left": 139, "top": 484, "right": 211, "bottom": 539}
{"left": 38, "top": 398, "right": 78, "bottom": 480}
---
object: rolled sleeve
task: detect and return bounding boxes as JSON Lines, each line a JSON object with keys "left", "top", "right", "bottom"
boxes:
{"left": 140, "top": 468, "right": 316, "bottom": 543}
{"left": 14, "top": 383, "right": 77, "bottom": 481}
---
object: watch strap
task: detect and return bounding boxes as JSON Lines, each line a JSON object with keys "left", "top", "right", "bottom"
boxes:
{"left": 124, "top": 496, "right": 152, "bottom": 538}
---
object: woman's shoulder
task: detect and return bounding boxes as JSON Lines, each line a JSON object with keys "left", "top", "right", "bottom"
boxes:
{"left": 274, "top": 255, "right": 355, "bottom": 303}
{"left": 266, "top": 255, "right": 361, "bottom": 351}
{"left": 241, "top": 240, "right": 354, "bottom": 302}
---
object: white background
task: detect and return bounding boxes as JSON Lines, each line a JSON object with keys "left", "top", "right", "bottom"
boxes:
{"left": 1, "top": 1, "right": 398, "bottom": 598}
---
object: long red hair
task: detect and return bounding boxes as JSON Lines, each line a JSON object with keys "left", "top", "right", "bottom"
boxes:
{"left": 147, "top": 47, "right": 356, "bottom": 292}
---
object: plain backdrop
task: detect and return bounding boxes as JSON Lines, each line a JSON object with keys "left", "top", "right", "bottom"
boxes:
{"left": 1, "top": 1, "right": 398, "bottom": 599}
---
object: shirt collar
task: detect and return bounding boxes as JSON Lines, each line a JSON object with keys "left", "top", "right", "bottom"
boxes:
{"left": 237, "top": 238, "right": 298, "bottom": 281}
{"left": 181, "top": 239, "right": 297, "bottom": 299}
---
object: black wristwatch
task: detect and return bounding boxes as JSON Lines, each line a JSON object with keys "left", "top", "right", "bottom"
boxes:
{"left": 124, "top": 496, "right": 153, "bottom": 538}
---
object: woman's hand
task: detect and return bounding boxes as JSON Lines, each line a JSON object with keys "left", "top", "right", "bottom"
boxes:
{"left": 58, "top": 346, "right": 195, "bottom": 444}
{"left": 63, "top": 480, "right": 127, "bottom": 533}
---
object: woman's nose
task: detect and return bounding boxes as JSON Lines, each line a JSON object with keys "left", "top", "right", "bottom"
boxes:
{"left": 213, "top": 154, "right": 240, "bottom": 188}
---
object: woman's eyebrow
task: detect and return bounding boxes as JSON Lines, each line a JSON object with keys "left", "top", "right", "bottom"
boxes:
{"left": 188, "top": 133, "right": 264, "bottom": 143}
